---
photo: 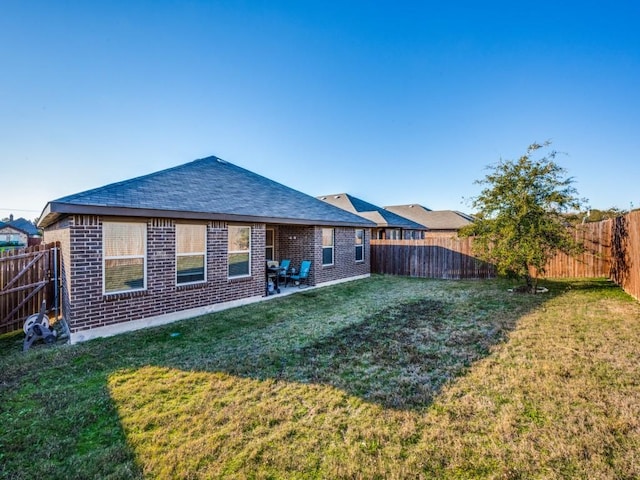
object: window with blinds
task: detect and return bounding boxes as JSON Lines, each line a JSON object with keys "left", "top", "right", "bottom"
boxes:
{"left": 265, "top": 228, "right": 274, "bottom": 261}
{"left": 228, "top": 225, "right": 251, "bottom": 278}
{"left": 176, "top": 224, "right": 206, "bottom": 285}
{"left": 103, "top": 222, "right": 146, "bottom": 294}
{"left": 322, "top": 228, "right": 334, "bottom": 266}
{"left": 355, "top": 229, "right": 364, "bottom": 262}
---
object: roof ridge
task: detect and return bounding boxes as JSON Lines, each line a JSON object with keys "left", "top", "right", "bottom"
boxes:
{"left": 55, "top": 156, "right": 221, "bottom": 202}
{"left": 40, "top": 156, "right": 377, "bottom": 228}
{"left": 383, "top": 203, "right": 432, "bottom": 211}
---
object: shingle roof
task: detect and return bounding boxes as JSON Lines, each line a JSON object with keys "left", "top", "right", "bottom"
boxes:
{"left": 39, "top": 156, "right": 375, "bottom": 228}
{"left": 384, "top": 204, "right": 474, "bottom": 230}
{"left": 317, "top": 193, "right": 426, "bottom": 230}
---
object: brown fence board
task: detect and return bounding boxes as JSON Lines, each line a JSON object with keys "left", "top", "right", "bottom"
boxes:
{"left": 612, "top": 210, "right": 640, "bottom": 301}
{"left": 371, "top": 238, "right": 495, "bottom": 279}
{"left": 541, "top": 221, "right": 612, "bottom": 278}
{"left": 0, "top": 242, "right": 60, "bottom": 334}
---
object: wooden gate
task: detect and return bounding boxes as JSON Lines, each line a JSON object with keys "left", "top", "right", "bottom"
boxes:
{"left": 0, "top": 242, "right": 60, "bottom": 334}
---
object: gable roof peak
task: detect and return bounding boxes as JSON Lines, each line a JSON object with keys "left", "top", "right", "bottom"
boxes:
{"left": 39, "top": 155, "right": 375, "bottom": 228}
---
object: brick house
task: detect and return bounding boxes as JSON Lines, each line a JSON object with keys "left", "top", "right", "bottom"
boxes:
{"left": 38, "top": 156, "right": 374, "bottom": 342}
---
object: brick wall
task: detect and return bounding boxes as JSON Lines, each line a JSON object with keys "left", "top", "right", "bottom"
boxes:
{"left": 273, "top": 225, "right": 370, "bottom": 285}
{"left": 45, "top": 216, "right": 370, "bottom": 333}
{"left": 314, "top": 226, "right": 370, "bottom": 284}
{"left": 276, "top": 225, "right": 318, "bottom": 283}
{"left": 50, "top": 215, "right": 266, "bottom": 332}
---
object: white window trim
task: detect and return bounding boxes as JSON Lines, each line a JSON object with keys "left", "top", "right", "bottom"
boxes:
{"left": 228, "top": 225, "right": 252, "bottom": 279}
{"left": 265, "top": 228, "right": 275, "bottom": 261}
{"left": 102, "top": 221, "right": 147, "bottom": 295}
{"left": 322, "top": 228, "right": 334, "bottom": 266}
{"left": 355, "top": 229, "right": 365, "bottom": 263}
{"left": 176, "top": 224, "right": 207, "bottom": 286}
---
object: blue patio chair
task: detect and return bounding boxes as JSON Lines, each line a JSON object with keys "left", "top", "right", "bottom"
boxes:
{"left": 289, "top": 260, "right": 311, "bottom": 288}
{"left": 279, "top": 259, "right": 291, "bottom": 286}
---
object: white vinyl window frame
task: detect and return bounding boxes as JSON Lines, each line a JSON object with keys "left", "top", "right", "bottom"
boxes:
{"left": 176, "top": 223, "right": 207, "bottom": 285}
{"left": 102, "top": 221, "right": 147, "bottom": 295}
{"left": 322, "top": 228, "right": 334, "bottom": 266}
{"left": 355, "top": 229, "right": 364, "bottom": 263}
{"left": 228, "top": 225, "right": 252, "bottom": 278}
{"left": 265, "top": 228, "right": 275, "bottom": 261}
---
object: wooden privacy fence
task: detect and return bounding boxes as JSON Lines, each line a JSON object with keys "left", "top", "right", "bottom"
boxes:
{"left": 371, "top": 221, "right": 618, "bottom": 281}
{"left": 538, "top": 221, "right": 612, "bottom": 278}
{"left": 545, "top": 212, "right": 640, "bottom": 301}
{"left": 610, "top": 210, "right": 640, "bottom": 301}
{"left": 0, "top": 242, "right": 60, "bottom": 334}
{"left": 371, "top": 237, "right": 496, "bottom": 279}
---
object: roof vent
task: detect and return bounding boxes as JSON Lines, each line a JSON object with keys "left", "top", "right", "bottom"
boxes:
{"left": 216, "top": 157, "right": 228, "bottom": 164}
{"left": 321, "top": 196, "right": 327, "bottom": 200}
{"left": 334, "top": 195, "right": 341, "bottom": 199}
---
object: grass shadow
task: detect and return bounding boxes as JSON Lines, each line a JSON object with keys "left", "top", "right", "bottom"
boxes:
{"left": 164, "top": 276, "right": 559, "bottom": 412}
{"left": 286, "top": 298, "right": 501, "bottom": 409}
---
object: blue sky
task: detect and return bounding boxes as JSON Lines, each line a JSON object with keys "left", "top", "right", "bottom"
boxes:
{"left": 1, "top": 1, "right": 639, "bottom": 221}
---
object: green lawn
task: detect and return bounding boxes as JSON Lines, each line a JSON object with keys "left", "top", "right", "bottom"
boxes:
{"left": 1, "top": 275, "right": 639, "bottom": 479}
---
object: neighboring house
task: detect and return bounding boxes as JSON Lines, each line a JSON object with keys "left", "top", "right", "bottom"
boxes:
{"left": 38, "top": 156, "right": 375, "bottom": 342}
{"left": 317, "top": 193, "right": 427, "bottom": 240}
{"left": 0, "top": 215, "right": 42, "bottom": 248}
{"left": 0, "top": 224, "right": 27, "bottom": 247}
{"left": 384, "top": 204, "right": 474, "bottom": 237}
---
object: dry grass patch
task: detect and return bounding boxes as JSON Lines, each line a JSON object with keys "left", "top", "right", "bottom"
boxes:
{"left": 414, "top": 281, "right": 640, "bottom": 479}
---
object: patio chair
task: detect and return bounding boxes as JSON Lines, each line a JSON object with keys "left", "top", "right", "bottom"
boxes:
{"left": 279, "top": 259, "right": 291, "bottom": 287}
{"left": 289, "top": 260, "right": 311, "bottom": 288}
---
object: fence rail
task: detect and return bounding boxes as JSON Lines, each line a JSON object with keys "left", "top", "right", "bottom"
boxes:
{"left": 0, "top": 242, "right": 60, "bottom": 334}
{"left": 371, "top": 237, "right": 495, "bottom": 279}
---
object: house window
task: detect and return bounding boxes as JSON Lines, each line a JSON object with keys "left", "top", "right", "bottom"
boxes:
{"left": 103, "top": 221, "right": 146, "bottom": 294}
{"left": 355, "top": 229, "right": 364, "bottom": 262}
{"left": 176, "top": 224, "right": 206, "bottom": 285}
{"left": 388, "top": 229, "right": 401, "bottom": 240}
{"left": 228, "top": 225, "right": 251, "bottom": 278}
{"left": 265, "top": 228, "right": 274, "bottom": 261}
{"left": 322, "top": 228, "right": 334, "bottom": 266}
